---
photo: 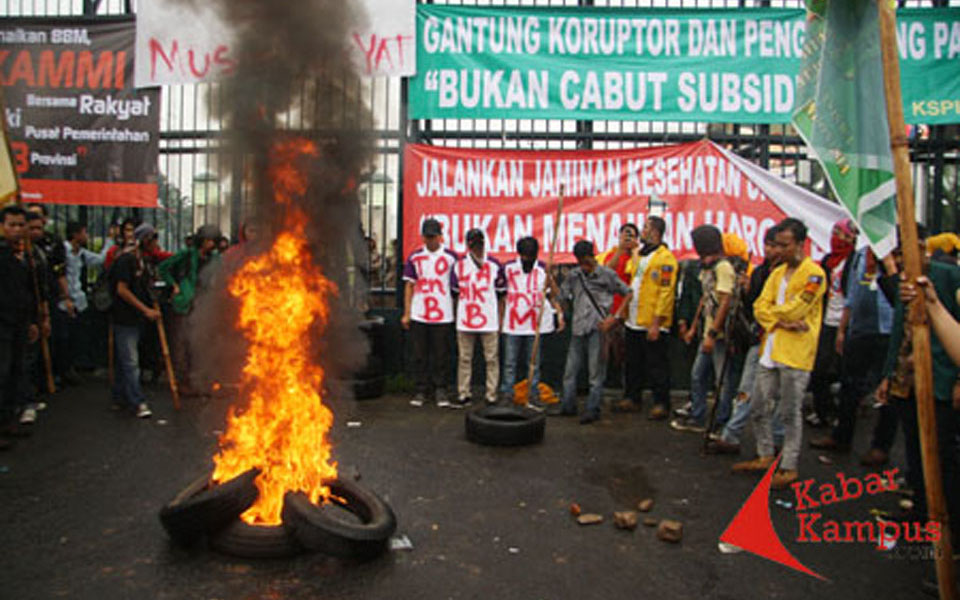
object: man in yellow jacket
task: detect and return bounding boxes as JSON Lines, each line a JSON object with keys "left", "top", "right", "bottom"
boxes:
{"left": 733, "top": 218, "right": 826, "bottom": 490}
{"left": 615, "top": 216, "right": 678, "bottom": 421}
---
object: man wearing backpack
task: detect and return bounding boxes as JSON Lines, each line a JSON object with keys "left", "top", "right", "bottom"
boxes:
{"left": 158, "top": 224, "right": 222, "bottom": 396}
{"left": 672, "top": 225, "right": 739, "bottom": 434}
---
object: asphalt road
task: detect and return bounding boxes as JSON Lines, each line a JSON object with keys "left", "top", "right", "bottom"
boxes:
{"left": 0, "top": 378, "right": 937, "bottom": 600}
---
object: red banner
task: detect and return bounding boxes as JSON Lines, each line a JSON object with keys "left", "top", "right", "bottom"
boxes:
{"left": 404, "top": 140, "right": 791, "bottom": 263}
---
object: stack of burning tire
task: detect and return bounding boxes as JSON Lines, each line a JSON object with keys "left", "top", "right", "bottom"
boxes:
{"left": 159, "top": 468, "right": 397, "bottom": 559}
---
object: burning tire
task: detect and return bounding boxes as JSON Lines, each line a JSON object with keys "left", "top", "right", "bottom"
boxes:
{"left": 281, "top": 479, "right": 397, "bottom": 560}
{"left": 208, "top": 519, "right": 302, "bottom": 559}
{"left": 158, "top": 468, "right": 260, "bottom": 547}
{"left": 465, "top": 406, "right": 546, "bottom": 447}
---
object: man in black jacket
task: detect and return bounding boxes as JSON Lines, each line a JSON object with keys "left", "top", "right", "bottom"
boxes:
{"left": 0, "top": 205, "right": 48, "bottom": 448}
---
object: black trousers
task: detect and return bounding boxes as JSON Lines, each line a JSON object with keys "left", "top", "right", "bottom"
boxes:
{"left": 810, "top": 324, "right": 840, "bottom": 421}
{"left": 0, "top": 327, "right": 28, "bottom": 424}
{"left": 410, "top": 321, "right": 452, "bottom": 397}
{"left": 624, "top": 328, "right": 671, "bottom": 408}
{"left": 833, "top": 334, "right": 897, "bottom": 449}
{"left": 894, "top": 396, "right": 959, "bottom": 540}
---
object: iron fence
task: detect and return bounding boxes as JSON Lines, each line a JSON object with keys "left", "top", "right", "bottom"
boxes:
{"left": 2, "top": 0, "right": 958, "bottom": 309}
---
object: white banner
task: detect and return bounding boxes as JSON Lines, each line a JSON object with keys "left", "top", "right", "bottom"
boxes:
{"left": 135, "top": 0, "right": 416, "bottom": 87}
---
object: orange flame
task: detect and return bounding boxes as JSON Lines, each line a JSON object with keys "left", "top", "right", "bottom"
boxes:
{"left": 212, "top": 138, "right": 338, "bottom": 525}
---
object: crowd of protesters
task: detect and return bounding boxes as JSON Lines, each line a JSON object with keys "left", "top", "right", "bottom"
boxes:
{"left": 0, "top": 203, "right": 228, "bottom": 444}
{"left": 400, "top": 213, "right": 960, "bottom": 592}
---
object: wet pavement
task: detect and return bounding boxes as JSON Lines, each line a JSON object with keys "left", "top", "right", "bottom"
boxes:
{"left": 0, "top": 378, "right": 936, "bottom": 599}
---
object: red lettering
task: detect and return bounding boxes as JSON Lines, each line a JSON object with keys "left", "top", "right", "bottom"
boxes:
{"left": 394, "top": 34, "right": 412, "bottom": 66}
{"left": 837, "top": 472, "right": 863, "bottom": 502}
{"left": 37, "top": 50, "right": 74, "bottom": 87}
{"left": 213, "top": 45, "right": 236, "bottom": 75}
{"left": 796, "top": 512, "right": 822, "bottom": 542}
{"left": 76, "top": 50, "right": 115, "bottom": 88}
{"left": 187, "top": 49, "right": 210, "bottom": 78}
{"left": 149, "top": 38, "right": 178, "bottom": 79}
{"left": 7, "top": 50, "right": 36, "bottom": 87}
{"left": 791, "top": 479, "right": 820, "bottom": 511}
{"left": 436, "top": 257, "right": 450, "bottom": 276}
{"left": 10, "top": 142, "right": 28, "bottom": 174}
{"left": 352, "top": 33, "right": 377, "bottom": 75}
{"left": 410, "top": 254, "right": 429, "bottom": 273}
{"left": 925, "top": 521, "right": 942, "bottom": 543}
{"left": 421, "top": 296, "right": 443, "bottom": 322}
{"left": 374, "top": 37, "right": 394, "bottom": 71}
{"left": 463, "top": 303, "right": 488, "bottom": 329}
{"left": 877, "top": 520, "right": 901, "bottom": 548}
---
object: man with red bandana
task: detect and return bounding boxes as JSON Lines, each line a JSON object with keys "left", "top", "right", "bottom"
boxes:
{"left": 807, "top": 218, "right": 858, "bottom": 428}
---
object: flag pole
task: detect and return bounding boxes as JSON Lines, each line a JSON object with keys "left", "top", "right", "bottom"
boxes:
{"left": 0, "top": 89, "right": 56, "bottom": 395}
{"left": 526, "top": 185, "right": 565, "bottom": 405}
{"left": 877, "top": 3, "right": 956, "bottom": 599}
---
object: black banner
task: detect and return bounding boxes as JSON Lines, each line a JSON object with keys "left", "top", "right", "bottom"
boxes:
{"left": 0, "top": 17, "right": 159, "bottom": 206}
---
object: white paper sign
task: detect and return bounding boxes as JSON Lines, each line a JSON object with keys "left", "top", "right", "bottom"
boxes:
{"left": 135, "top": 0, "right": 416, "bottom": 87}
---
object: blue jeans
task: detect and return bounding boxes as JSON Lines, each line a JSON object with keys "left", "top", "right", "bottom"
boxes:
{"left": 113, "top": 323, "right": 146, "bottom": 409}
{"left": 721, "top": 344, "right": 784, "bottom": 446}
{"left": 690, "top": 340, "right": 740, "bottom": 426}
{"left": 561, "top": 330, "right": 606, "bottom": 417}
{"left": 500, "top": 334, "right": 541, "bottom": 401}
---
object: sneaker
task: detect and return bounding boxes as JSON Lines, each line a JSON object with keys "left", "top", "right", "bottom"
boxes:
{"left": 705, "top": 438, "right": 741, "bottom": 455}
{"left": 35, "top": 401, "right": 47, "bottom": 412}
{"left": 771, "top": 469, "right": 799, "bottom": 490}
{"left": 449, "top": 397, "right": 471, "bottom": 410}
{"left": 19, "top": 408, "right": 37, "bottom": 425}
{"left": 409, "top": 393, "right": 426, "bottom": 408}
{"left": 731, "top": 456, "right": 775, "bottom": 473}
{"left": 647, "top": 405, "right": 669, "bottom": 421}
{"left": 136, "top": 403, "right": 152, "bottom": 419}
{"left": 860, "top": 448, "right": 890, "bottom": 467}
{"left": 526, "top": 400, "right": 546, "bottom": 413}
{"left": 670, "top": 416, "right": 705, "bottom": 433}
{"left": 672, "top": 401, "right": 692, "bottom": 418}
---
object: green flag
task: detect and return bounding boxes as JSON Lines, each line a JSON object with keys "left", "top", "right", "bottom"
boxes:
{"left": 793, "top": 0, "right": 898, "bottom": 257}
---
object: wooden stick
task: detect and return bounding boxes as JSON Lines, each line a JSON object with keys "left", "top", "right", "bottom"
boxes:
{"left": 526, "top": 185, "right": 565, "bottom": 405}
{"left": 877, "top": 4, "right": 956, "bottom": 599}
{"left": 154, "top": 299, "right": 180, "bottom": 410}
{"left": 107, "top": 319, "right": 114, "bottom": 387}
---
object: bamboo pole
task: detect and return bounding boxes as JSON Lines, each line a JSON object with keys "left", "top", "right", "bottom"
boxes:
{"left": 153, "top": 299, "right": 180, "bottom": 410}
{"left": 526, "top": 186, "right": 565, "bottom": 405}
{"left": 877, "top": 4, "right": 956, "bottom": 599}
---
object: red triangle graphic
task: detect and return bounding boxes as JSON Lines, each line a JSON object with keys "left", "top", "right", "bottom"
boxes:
{"left": 719, "top": 454, "right": 827, "bottom": 581}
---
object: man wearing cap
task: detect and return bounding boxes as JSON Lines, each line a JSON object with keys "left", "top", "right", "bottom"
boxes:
{"left": 111, "top": 223, "right": 161, "bottom": 418}
{"left": 552, "top": 240, "right": 632, "bottom": 425}
{"left": 671, "top": 225, "right": 738, "bottom": 433}
{"left": 158, "top": 224, "right": 222, "bottom": 396}
{"left": 402, "top": 218, "right": 459, "bottom": 407}
{"left": 451, "top": 229, "right": 505, "bottom": 408}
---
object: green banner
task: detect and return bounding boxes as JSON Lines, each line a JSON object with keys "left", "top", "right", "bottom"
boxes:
{"left": 793, "top": 0, "right": 897, "bottom": 256}
{"left": 411, "top": 5, "right": 960, "bottom": 125}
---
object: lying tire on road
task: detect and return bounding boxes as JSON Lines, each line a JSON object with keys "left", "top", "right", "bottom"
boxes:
{"left": 208, "top": 518, "right": 302, "bottom": 559}
{"left": 282, "top": 479, "right": 397, "bottom": 560}
{"left": 465, "top": 406, "right": 546, "bottom": 447}
{"left": 158, "top": 468, "right": 260, "bottom": 547}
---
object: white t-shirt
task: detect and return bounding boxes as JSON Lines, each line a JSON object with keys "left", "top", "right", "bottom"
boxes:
{"left": 624, "top": 252, "right": 653, "bottom": 332}
{"left": 760, "top": 276, "right": 789, "bottom": 369}
{"left": 403, "top": 245, "right": 458, "bottom": 324}
{"left": 824, "top": 258, "right": 847, "bottom": 328}
{"left": 452, "top": 253, "right": 505, "bottom": 333}
{"left": 501, "top": 259, "right": 556, "bottom": 336}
